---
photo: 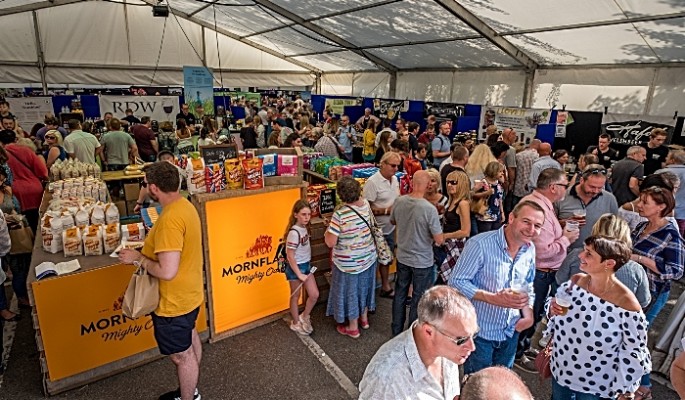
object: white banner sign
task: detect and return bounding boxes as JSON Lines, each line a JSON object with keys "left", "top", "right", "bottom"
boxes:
{"left": 6, "top": 97, "right": 54, "bottom": 129}
{"left": 98, "top": 95, "right": 180, "bottom": 123}
{"left": 479, "top": 106, "right": 551, "bottom": 144}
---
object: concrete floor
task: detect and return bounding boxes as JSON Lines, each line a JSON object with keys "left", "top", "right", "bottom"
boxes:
{"left": 0, "top": 284, "right": 681, "bottom": 400}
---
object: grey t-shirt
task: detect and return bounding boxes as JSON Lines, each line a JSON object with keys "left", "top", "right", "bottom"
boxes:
{"left": 391, "top": 196, "right": 442, "bottom": 268}
{"left": 610, "top": 158, "right": 643, "bottom": 206}
{"left": 556, "top": 187, "right": 618, "bottom": 249}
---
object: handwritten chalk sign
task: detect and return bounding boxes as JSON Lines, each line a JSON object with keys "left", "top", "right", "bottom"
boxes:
{"left": 319, "top": 188, "right": 336, "bottom": 215}
{"left": 201, "top": 144, "right": 238, "bottom": 165}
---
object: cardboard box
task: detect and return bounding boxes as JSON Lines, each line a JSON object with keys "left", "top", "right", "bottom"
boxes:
{"left": 124, "top": 183, "right": 140, "bottom": 201}
{"left": 114, "top": 200, "right": 126, "bottom": 216}
{"left": 126, "top": 201, "right": 138, "bottom": 216}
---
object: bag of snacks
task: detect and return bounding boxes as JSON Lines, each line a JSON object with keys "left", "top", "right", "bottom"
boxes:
{"left": 41, "top": 214, "right": 63, "bottom": 254}
{"left": 105, "top": 203, "right": 120, "bottom": 224}
{"left": 75, "top": 208, "right": 90, "bottom": 228}
{"left": 224, "top": 159, "right": 243, "bottom": 190}
{"left": 185, "top": 155, "right": 207, "bottom": 195}
{"left": 103, "top": 223, "right": 121, "bottom": 253}
{"left": 121, "top": 222, "right": 146, "bottom": 242}
{"left": 90, "top": 203, "right": 106, "bottom": 225}
{"left": 242, "top": 158, "right": 264, "bottom": 190}
{"left": 62, "top": 227, "right": 83, "bottom": 257}
{"left": 204, "top": 163, "right": 226, "bottom": 193}
{"left": 259, "top": 154, "right": 277, "bottom": 177}
{"left": 82, "top": 225, "right": 103, "bottom": 256}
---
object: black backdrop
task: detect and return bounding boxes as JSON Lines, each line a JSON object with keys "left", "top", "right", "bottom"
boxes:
{"left": 552, "top": 111, "right": 603, "bottom": 159}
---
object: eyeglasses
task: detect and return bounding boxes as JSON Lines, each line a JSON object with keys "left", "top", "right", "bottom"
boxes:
{"left": 431, "top": 323, "right": 478, "bottom": 346}
{"left": 554, "top": 182, "right": 569, "bottom": 189}
{"left": 385, "top": 163, "right": 400, "bottom": 169}
{"left": 644, "top": 186, "right": 664, "bottom": 193}
{"left": 446, "top": 180, "right": 459, "bottom": 185}
{"left": 141, "top": 181, "right": 148, "bottom": 188}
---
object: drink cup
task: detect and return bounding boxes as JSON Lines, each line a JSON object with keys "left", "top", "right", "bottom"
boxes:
{"left": 565, "top": 220, "right": 579, "bottom": 232}
{"left": 510, "top": 279, "right": 527, "bottom": 294}
{"left": 573, "top": 210, "right": 586, "bottom": 219}
{"left": 555, "top": 287, "right": 573, "bottom": 316}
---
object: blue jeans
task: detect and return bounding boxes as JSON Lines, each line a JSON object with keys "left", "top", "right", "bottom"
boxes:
{"left": 645, "top": 289, "right": 670, "bottom": 327}
{"left": 517, "top": 269, "right": 557, "bottom": 357}
{"left": 391, "top": 262, "right": 434, "bottom": 336}
{"left": 552, "top": 377, "right": 610, "bottom": 400}
{"left": 464, "top": 332, "right": 519, "bottom": 374}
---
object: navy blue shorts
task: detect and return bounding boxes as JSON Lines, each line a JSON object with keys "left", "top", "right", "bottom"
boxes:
{"left": 151, "top": 307, "right": 199, "bottom": 356}
{"left": 285, "top": 261, "right": 311, "bottom": 281}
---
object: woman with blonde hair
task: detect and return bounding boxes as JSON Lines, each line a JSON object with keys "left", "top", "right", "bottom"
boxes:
{"left": 42, "top": 130, "right": 67, "bottom": 169}
{"left": 557, "top": 213, "right": 651, "bottom": 308}
{"left": 465, "top": 143, "right": 497, "bottom": 185}
{"left": 474, "top": 161, "right": 505, "bottom": 233}
{"left": 253, "top": 115, "right": 266, "bottom": 148}
{"left": 437, "top": 170, "right": 471, "bottom": 283}
{"left": 424, "top": 168, "right": 448, "bottom": 218}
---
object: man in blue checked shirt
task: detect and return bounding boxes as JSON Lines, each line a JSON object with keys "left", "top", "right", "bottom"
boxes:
{"left": 449, "top": 200, "right": 543, "bottom": 374}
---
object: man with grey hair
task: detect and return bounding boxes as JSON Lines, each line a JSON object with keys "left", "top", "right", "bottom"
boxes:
{"left": 657, "top": 149, "right": 685, "bottom": 236}
{"left": 610, "top": 145, "right": 646, "bottom": 206}
{"left": 515, "top": 168, "right": 578, "bottom": 372}
{"left": 356, "top": 107, "right": 380, "bottom": 130}
{"left": 528, "top": 142, "right": 560, "bottom": 190}
{"left": 359, "top": 286, "right": 478, "bottom": 400}
{"left": 391, "top": 170, "right": 444, "bottom": 335}
{"left": 460, "top": 366, "right": 534, "bottom": 400}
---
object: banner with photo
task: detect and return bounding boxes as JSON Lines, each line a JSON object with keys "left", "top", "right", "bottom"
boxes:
{"left": 601, "top": 114, "right": 675, "bottom": 146}
{"left": 325, "top": 97, "right": 360, "bottom": 115}
{"left": 215, "top": 90, "right": 261, "bottom": 107}
{"left": 423, "top": 101, "right": 465, "bottom": 121}
{"left": 6, "top": 97, "right": 53, "bottom": 129}
{"left": 99, "top": 95, "right": 179, "bottom": 123}
{"left": 479, "top": 106, "right": 551, "bottom": 144}
{"left": 373, "top": 98, "right": 409, "bottom": 120}
{"left": 183, "top": 66, "right": 215, "bottom": 117}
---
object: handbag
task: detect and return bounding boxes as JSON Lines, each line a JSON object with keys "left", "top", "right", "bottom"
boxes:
{"left": 345, "top": 205, "right": 393, "bottom": 265}
{"left": 7, "top": 214, "right": 34, "bottom": 255}
{"left": 122, "top": 266, "right": 159, "bottom": 319}
{"left": 534, "top": 338, "right": 553, "bottom": 379}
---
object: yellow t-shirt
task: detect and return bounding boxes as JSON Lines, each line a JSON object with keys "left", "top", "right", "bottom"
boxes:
{"left": 363, "top": 129, "right": 376, "bottom": 157}
{"left": 141, "top": 197, "right": 204, "bottom": 317}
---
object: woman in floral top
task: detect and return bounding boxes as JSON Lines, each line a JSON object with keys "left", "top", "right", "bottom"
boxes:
{"left": 475, "top": 161, "right": 505, "bottom": 233}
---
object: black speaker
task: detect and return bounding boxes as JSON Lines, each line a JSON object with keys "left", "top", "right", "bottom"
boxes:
{"left": 152, "top": 5, "right": 169, "bottom": 17}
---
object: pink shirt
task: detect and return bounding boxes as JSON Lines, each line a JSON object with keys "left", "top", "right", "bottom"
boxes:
{"left": 521, "top": 190, "right": 570, "bottom": 270}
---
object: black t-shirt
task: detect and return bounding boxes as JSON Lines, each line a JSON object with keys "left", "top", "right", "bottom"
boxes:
{"left": 610, "top": 158, "right": 644, "bottom": 206}
{"left": 440, "top": 164, "right": 467, "bottom": 196}
{"left": 408, "top": 134, "right": 419, "bottom": 155}
{"left": 597, "top": 148, "right": 619, "bottom": 169}
{"left": 122, "top": 115, "right": 141, "bottom": 125}
{"left": 175, "top": 112, "right": 196, "bottom": 127}
{"left": 240, "top": 126, "right": 258, "bottom": 149}
{"left": 643, "top": 144, "right": 669, "bottom": 176}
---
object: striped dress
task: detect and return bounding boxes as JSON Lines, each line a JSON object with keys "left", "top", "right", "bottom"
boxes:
{"left": 327, "top": 202, "right": 377, "bottom": 274}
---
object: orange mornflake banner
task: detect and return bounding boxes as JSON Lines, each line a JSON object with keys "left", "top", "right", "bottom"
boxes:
{"left": 205, "top": 188, "right": 301, "bottom": 335}
{"left": 32, "top": 264, "right": 208, "bottom": 381}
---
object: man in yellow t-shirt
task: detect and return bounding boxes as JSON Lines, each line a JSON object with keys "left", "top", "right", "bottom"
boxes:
{"left": 119, "top": 161, "right": 203, "bottom": 400}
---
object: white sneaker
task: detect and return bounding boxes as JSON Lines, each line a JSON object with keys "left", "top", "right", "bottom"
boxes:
{"left": 299, "top": 315, "right": 313, "bottom": 334}
{"left": 290, "top": 321, "right": 309, "bottom": 336}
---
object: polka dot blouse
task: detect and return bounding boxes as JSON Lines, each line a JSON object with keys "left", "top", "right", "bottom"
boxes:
{"left": 546, "top": 280, "right": 651, "bottom": 398}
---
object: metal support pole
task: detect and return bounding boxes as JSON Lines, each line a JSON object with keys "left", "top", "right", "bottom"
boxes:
{"left": 32, "top": 11, "right": 48, "bottom": 94}
{"left": 315, "top": 73, "right": 322, "bottom": 95}
{"left": 388, "top": 72, "right": 397, "bottom": 99}
{"left": 522, "top": 69, "right": 535, "bottom": 108}
{"left": 644, "top": 68, "right": 659, "bottom": 115}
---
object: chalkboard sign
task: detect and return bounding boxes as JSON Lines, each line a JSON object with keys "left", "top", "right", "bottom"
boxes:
{"left": 200, "top": 144, "right": 238, "bottom": 165}
{"left": 319, "top": 188, "right": 336, "bottom": 215}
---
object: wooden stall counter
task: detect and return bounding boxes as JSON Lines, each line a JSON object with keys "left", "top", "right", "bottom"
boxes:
{"left": 192, "top": 183, "right": 308, "bottom": 342}
{"left": 27, "top": 230, "right": 208, "bottom": 396}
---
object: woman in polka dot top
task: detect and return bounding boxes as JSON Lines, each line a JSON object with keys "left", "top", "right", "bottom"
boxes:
{"left": 547, "top": 235, "right": 651, "bottom": 400}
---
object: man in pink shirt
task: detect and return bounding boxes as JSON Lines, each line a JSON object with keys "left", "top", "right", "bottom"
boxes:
{"left": 514, "top": 167, "right": 578, "bottom": 372}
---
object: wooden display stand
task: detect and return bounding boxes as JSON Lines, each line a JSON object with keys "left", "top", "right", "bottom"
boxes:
{"left": 28, "top": 192, "right": 209, "bottom": 396}
{"left": 192, "top": 183, "right": 308, "bottom": 342}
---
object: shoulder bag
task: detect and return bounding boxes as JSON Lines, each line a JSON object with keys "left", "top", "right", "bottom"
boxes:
{"left": 345, "top": 205, "right": 393, "bottom": 265}
{"left": 7, "top": 213, "right": 34, "bottom": 255}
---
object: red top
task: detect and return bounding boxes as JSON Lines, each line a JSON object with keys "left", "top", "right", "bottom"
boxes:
{"left": 131, "top": 125, "right": 156, "bottom": 158}
{"left": 5, "top": 144, "right": 48, "bottom": 211}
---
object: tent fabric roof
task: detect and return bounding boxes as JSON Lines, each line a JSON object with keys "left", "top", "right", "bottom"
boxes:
{"left": 1, "top": 0, "right": 684, "bottom": 74}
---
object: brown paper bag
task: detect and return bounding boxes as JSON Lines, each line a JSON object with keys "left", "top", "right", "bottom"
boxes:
{"left": 8, "top": 214, "right": 35, "bottom": 255}
{"left": 122, "top": 267, "right": 159, "bottom": 319}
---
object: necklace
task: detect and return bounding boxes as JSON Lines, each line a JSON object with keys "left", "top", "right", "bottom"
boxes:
{"left": 588, "top": 276, "right": 615, "bottom": 297}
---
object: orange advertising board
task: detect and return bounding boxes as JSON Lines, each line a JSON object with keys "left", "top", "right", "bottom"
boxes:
{"left": 32, "top": 264, "right": 208, "bottom": 381}
{"left": 205, "top": 188, "right": 302, "bottom": 335}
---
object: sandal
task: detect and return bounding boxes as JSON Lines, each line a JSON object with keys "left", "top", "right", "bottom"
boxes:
{"left": 336, "top": 324, "right": 360, "bottom": 339}
{"left": 360, "top": 319, "right": 370, "bottom": 330}
{"left": 379, "top": 289, "right": 394, "bottom": 299}
{"left": 635, "top": 387, "right": 652, "bottom": 400}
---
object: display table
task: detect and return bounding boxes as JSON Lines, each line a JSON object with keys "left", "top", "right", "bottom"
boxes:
{"left": 100, "top": 170, "right": 145, "bottom": 182}
{"left": 304, "top": 169, "right": 336, "bottom": 184}
{"left": 192, "top": 183, "right": 308, "bottom": 342}
{"left": 27, "top": 231, "right": 208, "bottom": 395}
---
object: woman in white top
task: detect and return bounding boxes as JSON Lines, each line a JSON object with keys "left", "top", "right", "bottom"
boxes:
{"left": 253, "top": 115, "right": 266, "bottom": 148}
{"left": 547, "top": 235, "right": 650, "bottom": 400}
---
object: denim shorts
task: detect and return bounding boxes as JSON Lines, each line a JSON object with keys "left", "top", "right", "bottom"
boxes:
{"left": 285, "top": 261, "right": 311, "bottom": 281}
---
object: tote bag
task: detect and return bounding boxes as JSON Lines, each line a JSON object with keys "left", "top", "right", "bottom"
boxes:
{"left": 122, "top": 266, "right": 159, "bottom": 318}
